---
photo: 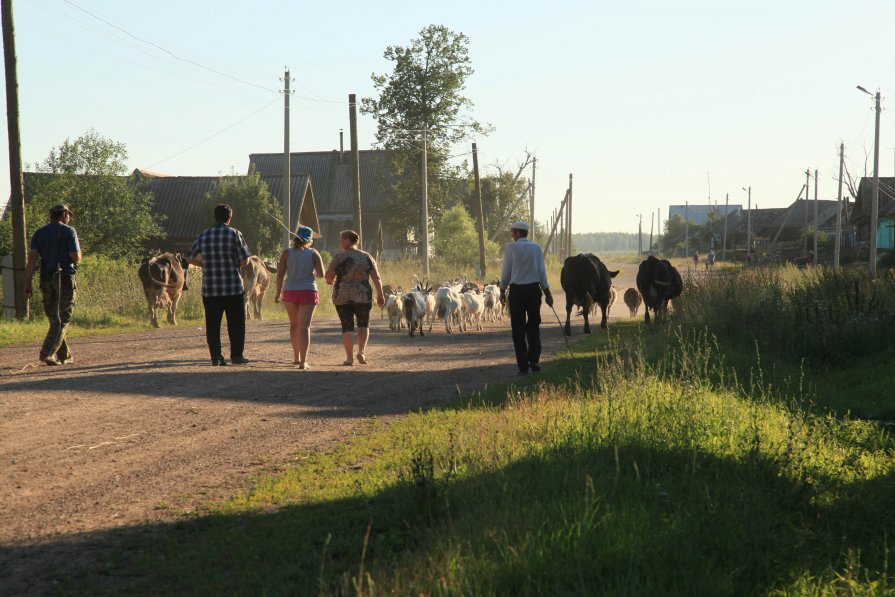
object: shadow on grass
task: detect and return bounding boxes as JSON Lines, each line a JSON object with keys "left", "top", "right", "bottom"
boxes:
{"left": 2, "top": 439, "right": 892, "bottom": 595}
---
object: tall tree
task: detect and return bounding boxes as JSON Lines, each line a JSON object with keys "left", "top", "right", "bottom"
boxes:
{"left": 361, "top": 24, "right": 490, "bottom": 244}
{"left": 205, "top": 167, "right": 280, "bottom": 257}
{"left": 0, "top": 130, "right": 162, "bottom": 259}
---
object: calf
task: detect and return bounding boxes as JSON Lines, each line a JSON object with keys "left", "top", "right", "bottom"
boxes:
{"left": 240, "top": 256, "right": 276, "bottom": 320}
{"left": 623, "top": 287, "right": 643, "bottom": 317}
{"left": 138, "top": 253, "right": 186, "bottom": 328}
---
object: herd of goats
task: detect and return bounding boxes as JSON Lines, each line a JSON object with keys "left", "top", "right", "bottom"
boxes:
{"left": 381, "top": 253, "right": 685, "bottom": 338}
{"left": 137, "top": 252, "right": 684, "bottom": 336}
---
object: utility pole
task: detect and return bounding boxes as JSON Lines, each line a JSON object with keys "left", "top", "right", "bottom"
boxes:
{"left": 722, "top": 193, "right": 729, "bottom": 261}
{"left": 282, "top": 67, "right": 292, "bottom": 248}
{"left": 638, "top": 213, "right": 643, "bottom": 254}
{"left": 813, "top": 169, "right": 818, "bottom": 265}
{"left": 657, "top": 208, "right": 661, "bottom": 254}
{"left": 803, "top": 169, "right": 810, "bottom": 258}
{"left": 835, "top": 143, "right": 844, "bottom": 269}
{"left": 684, "top": 201, "right": 689, "bottom": 258}
{"left": 870, "top": 90, "right": 882, "bottom": 278}
{"left": 566, "top": 173, "right": 573, "bottom": 257}
{"left": 745, "top": 186, "right": 752, "bottom": 263}
{"left": 530, "top": 156, "right": 537, "bottom": 244}
{"left": 472, "top": 143, "right": 487, "bottom": 279}
{"left": 649, "top": 211, "right": 654, "bottom": 252}
{"left": 420, "top": 125, "right": 429, "bottom": 277}
{"left": 349, "top": 93, "right": 362, "bottom": 246}
{"left": 2, "top": 0, "right": 28, "bottom": 319}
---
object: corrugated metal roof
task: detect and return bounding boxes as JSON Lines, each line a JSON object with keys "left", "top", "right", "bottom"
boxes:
{"left": 248, "top": 150, "right": 397, "bottom": 214}
{"left": 146, "top": 174, "right": 319, "bottom": 239}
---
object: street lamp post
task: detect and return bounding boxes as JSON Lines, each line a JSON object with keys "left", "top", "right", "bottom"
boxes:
{"left": 858, "top": 85, "right": 882, "bottom": 277}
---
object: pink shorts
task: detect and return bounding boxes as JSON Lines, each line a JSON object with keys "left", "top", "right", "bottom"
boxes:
{"left": 282, "top": 290, "right": 319, "bottom": 305}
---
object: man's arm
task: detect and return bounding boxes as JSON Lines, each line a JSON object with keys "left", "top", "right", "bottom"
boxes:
{"left": 499, "top": 244, "right": 513, "bottom": 290}
{"left": 186, "top": 237, "right": 203, "bottom": 267}
{"left": 236, "top": 231, "right": 251, "bottom": 269}
{"left": 67, "top": 228, "right": 83, "bottom": 265}
{"left": 23, "top": 249, "right": 38, "bottom": 298}
{"left": 537, "top": 246, "right": 553, "bottom": 307}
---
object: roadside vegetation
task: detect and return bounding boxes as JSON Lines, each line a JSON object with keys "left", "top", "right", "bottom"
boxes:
{"left": 46, "top": 264, "right": 894, "bottom": 595}
{"left": 0, "top": 254, "right": 561, "bottom": 347}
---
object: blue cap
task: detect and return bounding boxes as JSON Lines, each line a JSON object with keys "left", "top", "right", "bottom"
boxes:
{"left": 295, "top": 225, "right": 314, "bottom": 242}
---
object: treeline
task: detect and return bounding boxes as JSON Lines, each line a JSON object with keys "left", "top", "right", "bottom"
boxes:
{"left": 573, "top": 232, "right": 641, "bottom": 254}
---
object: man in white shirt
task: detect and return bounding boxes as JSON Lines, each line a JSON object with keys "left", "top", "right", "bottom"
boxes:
{"left": 500, "top": 221, "right": 554, "bottom": 375}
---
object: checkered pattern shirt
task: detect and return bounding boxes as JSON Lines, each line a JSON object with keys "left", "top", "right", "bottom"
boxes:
{"left": 187, "top": 223, "right": 252, "bottom": 297}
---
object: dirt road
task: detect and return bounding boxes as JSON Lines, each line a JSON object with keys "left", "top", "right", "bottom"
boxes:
{"left": 0, "top": 285, "right": 639, "bottom": 548}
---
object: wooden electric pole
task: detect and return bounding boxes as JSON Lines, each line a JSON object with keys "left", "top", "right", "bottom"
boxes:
{"left": 835, "top": 143, "right": 844, "bottom": 269}
{"left": 529, "top": 156, "right": 537, "bottom": 244}
{"left": 566, "top": 173, "right": 573, "bottom": 257}
{"left": 803, "top": 169, "right": 810, "bottom": 258}
{"left": 649, "top": 211, "right": 654, "bottom": 252}
{"left": 282, "top": 68, "right": 291, "bottom": 248}
{"left": 722, "top": 193, "right": 729, "bottom": 261}
{"left": 472, "top": 143, "right": 487, "bottom": 279}
{"left": 2, "top": 0, "right": 27, "bottom": 319}
{"left": 684, "top": 201, "right": 689, "bottom": 258}
{"left": 349, "top": 93, "right": 362, "bottom": 246}
{"left": 813, "top": 169, "right": 818, "bottom": 265}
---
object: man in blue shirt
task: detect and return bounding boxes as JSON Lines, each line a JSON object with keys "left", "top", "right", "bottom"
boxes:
{"left": 499, "top": 221, "right": 554, "bottom": 375}
{"left": 23, "top": 203, "right": 82, "bottom": 365}
{"left": 187, "top": 203, "right": 252, "bottom": 366}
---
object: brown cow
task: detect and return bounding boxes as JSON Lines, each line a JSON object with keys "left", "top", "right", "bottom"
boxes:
{"left": 240, "top": 256, "right": 276, "bottom": 319}
{"left": 138, "top": 253, "right": 186, "bottom": 328}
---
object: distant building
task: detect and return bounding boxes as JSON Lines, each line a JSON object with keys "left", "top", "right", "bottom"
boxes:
{"left": 248, "top": 149, "right": 409, "bottom": 256}
{"left": 851, "top": 177, "right": 895, "bottom": 250}
{"left": 668, "top": 204, "right": 742, "bottom": 226}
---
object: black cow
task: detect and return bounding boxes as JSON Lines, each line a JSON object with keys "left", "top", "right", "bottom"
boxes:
{"left": 635, "top": 255, "right": 683, "bottom": 325}
{"left": 560, "top": 253, "right": 619, "bottom": 335}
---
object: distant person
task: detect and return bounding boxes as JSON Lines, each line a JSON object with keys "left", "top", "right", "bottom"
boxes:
{"left": 274, "top": 226, "right": 324, "bottom": 369}
{"left": 499, "top": 221, "right": 553, "bottom": 376}
{"left": 706, "top": 249, "right": 716, "bottom": 271}
{"left": 23, "top": 203, "right": 82, "bottom": 366}
{"left": 692, "top": 251, "right": 699, "bottom": 269}
{"left": 186, "top": 203, "right": 252, "bottom": 366}
{"left": 325, "top": 230, "right": 386, "bottom": 366}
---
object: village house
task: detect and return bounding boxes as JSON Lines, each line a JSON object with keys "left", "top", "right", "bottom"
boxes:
{"left": 248, "top": 149, "right": 410, "bottom": 256}
{"left": 851, "top": 176, "right": 895, "bottom": 252}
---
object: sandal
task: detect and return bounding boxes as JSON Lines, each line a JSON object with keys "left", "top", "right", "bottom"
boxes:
{"left": 341, "top": 359, "right": 354, "bottom": 366}
{"left": 356, "top": 353, "right": 368, "bottom": 365}
{"left": 298, "top": 362, "right": 310, "bottom": 370}
{"left": 293, "top": 359, "right": 301, "bottom": 366}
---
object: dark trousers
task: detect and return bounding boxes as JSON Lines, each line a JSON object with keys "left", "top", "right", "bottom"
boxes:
{"left": 508, "top": 283, "right": 542, "bottom": 372}
{"left": 40, "top": 274, "right": 76, "bottom": 360}
{"left": 202, "top": 294, "right": 246, "bottom": 360}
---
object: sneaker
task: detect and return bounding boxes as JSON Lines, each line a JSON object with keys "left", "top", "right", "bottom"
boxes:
{"left": 42, "top": 355, "right": 62, "bottom": 366}
{"left": 212, "top": 357, "right": 227, "bottom": 366}
{"left": 230, "top": 356, "right": 250, "bottom": 365}
{"left": 530, "top": 363, "right": 542, "bottom": 373}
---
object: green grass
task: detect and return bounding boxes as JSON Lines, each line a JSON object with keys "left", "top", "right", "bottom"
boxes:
{"left": 50, "top": 320, "right": 895, "bottom": 595}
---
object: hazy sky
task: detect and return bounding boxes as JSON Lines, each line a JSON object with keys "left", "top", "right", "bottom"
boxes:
{"left": 2, "top": 0, "right": 893, "bottom": 234}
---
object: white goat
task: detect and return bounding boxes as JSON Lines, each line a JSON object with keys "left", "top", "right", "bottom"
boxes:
{"left": 385, "top": 294, "right": 405, "bottom": 330}
{"left": 462, "top": 291, "right": 485, "bottom": 331}
{"left": 403, "top": 277, "right": 434, "bottom": 337}
{"left": 483, "top": 284, "right": 501, "bottom": 322}
{"left": 434, "top": 286, "right": 465, "bottom": 333}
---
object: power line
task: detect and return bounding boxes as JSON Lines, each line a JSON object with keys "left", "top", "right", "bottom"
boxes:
{"left": 146, "top": 97, "right": 280, "bottom": 168}
{"left": 60, "top": 0, "right": 279, "bottom": 94}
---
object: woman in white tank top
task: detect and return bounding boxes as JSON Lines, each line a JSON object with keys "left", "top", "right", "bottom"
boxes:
{"left": 274, "top": 226, "right": 324, "bottom": 369}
